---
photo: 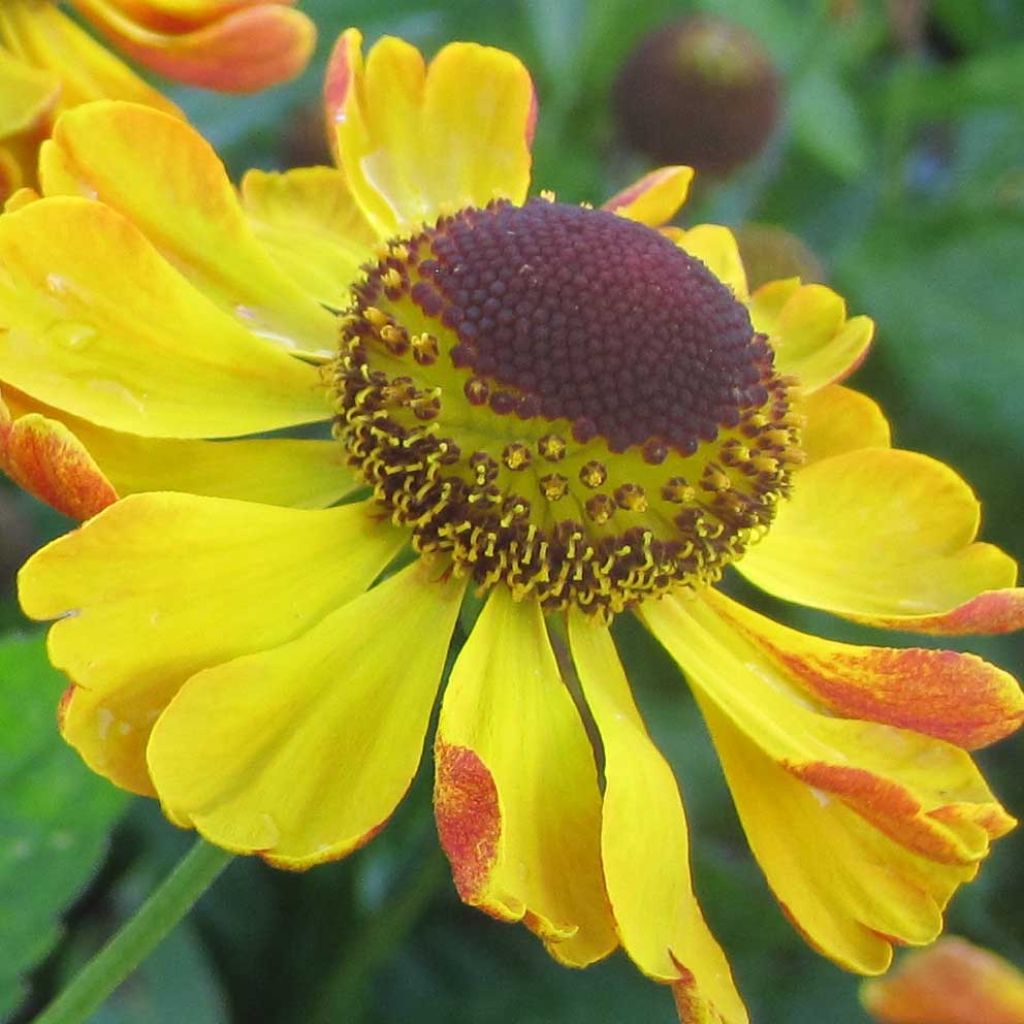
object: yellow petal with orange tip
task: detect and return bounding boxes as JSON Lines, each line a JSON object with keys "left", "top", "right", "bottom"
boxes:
{"left": 861, "top": 937, "right": 1024, "bottom": 1024}
{"left": 798, "top": 384, "right": 891, "bottom": 464}
{"left": 696, "top": 694, "right": 978, "bottom": 975}
{"left": 0, "top": 1, "right": 178, "bottom": 112}
{"left": 749, "top": 279, "right": 874, "bottom": 392}
{"left": 241, "top": 166, "right": 380, "bottom": 309}
{"left": 2, "top": 385, "right": 355, "bottom": 512}
{"left": 74, "top": 0, "right": 315, "bottom": 92}
{"left": 0, "top": 392, "right": 117, "bottom": 519}
{"left": 737, "top": 447, "right": 1021, "bottom": 629}
{"left": 19, "top": 494, "right": 404, "bottom": 795}
{"left": 40, "top": 102, "right": 337, "bottom": 356}
{"left": 670, "top": 223, "right": 749, "bottom": 300}
{"left": 324, "top": 29, "right": 536, "bottom": 236}
{"left": 434, "top": 589, "right": 617, "bottom": 967}
{"left": 641, "top": 591, "right": 1015, "bottom": 871}
{"left": 602, "top": 166, "right": 694, "bottom": 227}
{"left": 148, "top": 559, "right": 465, "bottom": 866}
{"left": 692, "top": 588, "right": 1023, "bottom": 751}
{"left": 567, "top": 609, "right": 747, "bottom": 1023}
{"left": 0, "top": 196, "right": 327, "bottom": 438}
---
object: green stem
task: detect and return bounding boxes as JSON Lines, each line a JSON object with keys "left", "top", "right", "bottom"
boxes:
{"left": 36, "top": 838, "right": 233, "bottom": 1024}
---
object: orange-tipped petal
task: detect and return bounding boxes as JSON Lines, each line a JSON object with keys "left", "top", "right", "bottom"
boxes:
{"left": 3, "top": 384, "right": 355, "bottom": 510}
{"left": 41, "top": 102, "right": 336, "bottom": 355}
{"left": 861, "top": 937, "right": 1024, "bottom": 1024}
{"left": 325, "top": 29, "right": 536, "bottom": 236}
{"left": 75, "top": 0, "right": 315, "bottom": 92}
{"left": 19, "top": 494, "right": 404, "bottom": 794}
{"left": 602, "top": 166, "right": 694, "bottom": 227}
{"left": 568, "top": 610, "right": 747, "bottom": 1022}
{"left": 640, "top": 591, "right": 1015, "bottom": 971}
{"left": 148, "top": 560, "right": 464, "bottom": 866}
{"left": 693, "top": 588, "right": 1023, "bottom": 751}
{"left": 739, "top": 448, "right": 1021, "bottom": 629}
{"left": 435, "top": 589, "right": 617, "bottom": 967}
{"left": 0, "top": 391, "right": 117, "bottom": 519}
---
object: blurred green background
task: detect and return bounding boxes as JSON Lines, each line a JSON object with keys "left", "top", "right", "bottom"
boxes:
{"left": 2, "top": 0, "right": 1023, "bottom": 1021}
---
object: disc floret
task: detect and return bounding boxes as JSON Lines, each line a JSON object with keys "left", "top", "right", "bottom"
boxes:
{"left": 332, "top": 199, "right": 801, "bottom": 617}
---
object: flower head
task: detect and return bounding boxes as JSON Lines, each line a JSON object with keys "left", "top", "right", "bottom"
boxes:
{"left": 2, "top": 29, "right": 1023, "bottom": 1024}
{"left": 0, "top": 0, "right": 314, "bottom": 200}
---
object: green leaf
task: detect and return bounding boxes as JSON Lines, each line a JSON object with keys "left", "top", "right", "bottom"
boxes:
{"left": 790, "top": 69, "right": 870, "bottom": 179}
{"left": 0, "top": 633, "right": 129, "bottom": 1019}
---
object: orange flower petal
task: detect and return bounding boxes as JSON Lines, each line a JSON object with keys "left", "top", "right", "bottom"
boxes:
{"left": 861, "top": 937, "right": 1024, "bottom": 1024}
{"left": 325, "top": 29, "right": 536, "bottom": 236}
{"left": 738, "top": 448, "right": 1020, "bottom": 628}
{"left": 568, "top": 610, "right": 748, "bottom": 1022}
{"left": 865, "top": 589, "right": 1024, "bottom": 636}
{"left": 0, "top": 391, "right": 117, "bottom": 519}
{"left": 0, "top": 197, "right": 327, "bottom": 438}
{"left": 148, "top": 561, "right": 464, "bottom": 866}
{"left": 435, "top": 589, "right": 617, "bottom": 967}
{"left": 75, "top": 0, "right": 315, "bottom": 92}
{"left": 602, "top": 166, "right": 694, "bottom": 227}
{"left": 240, "top": 166, "right": 380, "bottom": 309}
{"left": 694, "top": 588, "right": 1023, "bottom": 751}
{"left": 41, "top": 102, "right": 336, "bottom": 356}
{"left": 19, "top": 494, "right": 404, "bottom": 794}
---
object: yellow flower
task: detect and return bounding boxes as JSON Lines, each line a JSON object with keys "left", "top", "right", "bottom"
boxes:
{"left": 0, "top": 0, "right": 314, "bottom": 199}
{"left": 861, "top": 937, "right": 1024, "bottom": 1024}
{"left": 2, "top": 29, "right": 1023, "bottom": 1023}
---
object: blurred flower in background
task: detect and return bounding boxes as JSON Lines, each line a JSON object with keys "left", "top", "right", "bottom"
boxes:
{"left": 2, "top": 23, "right": 1022, "bottom": 1023}
{"left": 0, "top": 0, "right": 314, "bottom": 200}
{"left": 861, "top": 936, "right": 1024, "bottom": 1024}
{"left": 613, "top": 14, "right": 781, "bottom": 178}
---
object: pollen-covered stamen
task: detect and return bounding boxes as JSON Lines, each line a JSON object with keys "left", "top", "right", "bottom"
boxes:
{"left": 332, "top": 199, "right": 802, "bottom": 617}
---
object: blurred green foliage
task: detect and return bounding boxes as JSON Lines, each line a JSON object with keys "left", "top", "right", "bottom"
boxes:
{"left": 1, "top": 0, "right": 1022, "bottom": 1021}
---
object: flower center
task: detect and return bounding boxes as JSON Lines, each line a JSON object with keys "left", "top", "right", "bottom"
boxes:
{"left": 332, "top": 198, "right": 800, "bottom": 617}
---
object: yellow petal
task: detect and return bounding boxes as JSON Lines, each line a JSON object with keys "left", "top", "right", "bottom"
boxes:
{"left": 19, "top": 494, "right": 404, "bottom": 794}
{"left": 865, "top": 588, "right": 1024, "bottom": 637}
{"left": 738, "top": 448, "right": 1020, "bottom": 626}
{"left": 751, "top": 280, "right": 874, "bottom": 392}
{"left": 568, "top": 610, "right": 747, "bottom": 1022}
{"left": 3, "top": 385, "right": 354, "bottom": 510}
{"left": 240, "top": 166, "right": 379, "bottom": 309}
{"left": 74, "top": 0, "right": 315, "bottom": 92}
{"left": 434, "top": 590, "right": 617, "bottom": 967}
{"left": 0, "top": 2, "right": 178, "bottom": 112}
{"left": 861, "top": 937, "right": 1024, "bottom": 1024}
{"left": 1, "top": 391, "right": 117, "bottom": 519}
{"left": 694, "top": 588, "right": 1023, "bottom": 751}
{"left": 0, "top": 196, "right": 327, "bottom": 437}
{"left": 798, "top": 384, "right": 891, "bottom": 464}
{"left": 671, "top": 224, "right": 749, "bottom": 300}
{"left": 149, "top": 559, "right": 464, "bottom": 866}
{"left": 0, "top": 52, "right": 59, "bottom": 137}
{"left": 602, "top": 166, "right": 694, "bottom": 227}
{"left": 325, "top": 29, "right": 536, "bottom": 236}
{"left": 697, "top": 695, "right": 977, "bottom": 975}
{"left": 641, "top": 592, "right": 1015, "bottom": 869}
{"left": 40, "top": 102, "right": 336, "bottom": 356}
